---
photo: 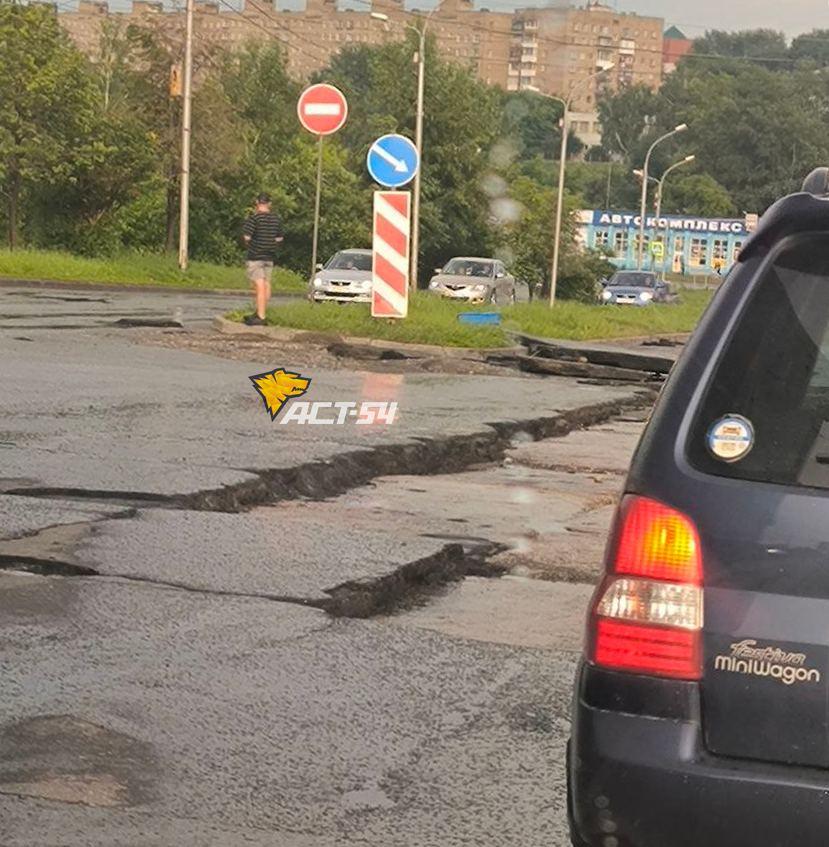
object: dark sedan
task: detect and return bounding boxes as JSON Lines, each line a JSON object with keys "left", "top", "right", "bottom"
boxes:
{"left": 599, "top": 270, "right": 672, "bottom": 305}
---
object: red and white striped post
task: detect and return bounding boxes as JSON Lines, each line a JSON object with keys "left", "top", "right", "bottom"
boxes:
{"left": 371, "top": 191, "right": 411, "bottom": 319}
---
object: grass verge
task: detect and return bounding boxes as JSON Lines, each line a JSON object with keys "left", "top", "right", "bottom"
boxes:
{"left": 0, "top": 249, "right": 305, "bottom": 293}
{"left": 228, "top": 289, "right": 713, "bottom": 347}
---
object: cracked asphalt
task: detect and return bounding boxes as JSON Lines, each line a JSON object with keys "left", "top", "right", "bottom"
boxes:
{"left": 0, "top": 284, "right": 649, "bottom": 846}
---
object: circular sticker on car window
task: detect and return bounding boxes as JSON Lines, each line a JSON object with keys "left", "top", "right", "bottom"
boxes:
{"left": 707, "top": 415, "right": 755, "bottom": 463}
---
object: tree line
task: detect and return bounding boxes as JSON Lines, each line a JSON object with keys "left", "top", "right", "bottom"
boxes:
{"left": 2, "top": 3, "right": 828, "bottom": 296}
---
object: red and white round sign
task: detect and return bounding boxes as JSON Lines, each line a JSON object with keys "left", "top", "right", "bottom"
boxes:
{"left": 297, "top": 83, "right": 348, "bottom": 136}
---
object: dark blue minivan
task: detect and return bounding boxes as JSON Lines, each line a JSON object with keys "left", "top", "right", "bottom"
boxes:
{"left": 569, "top": 169, "right": 829, "bottom": 847}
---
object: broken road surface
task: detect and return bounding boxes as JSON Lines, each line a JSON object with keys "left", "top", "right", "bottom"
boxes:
{"left": 0, "top": 284, "right": 650, "bottom": 846}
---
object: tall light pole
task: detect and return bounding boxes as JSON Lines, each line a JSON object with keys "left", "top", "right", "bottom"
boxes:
{"left": 408, "top": 10, "right": 436, "bottom": 291}
{"left": 540, "top": 62, "right": 614, "bottom": 307}
{"left": 654, "top": 154, "right": 695, "bottom": 222}
{"left": 636, "top": 122, "right": 688, "bottom": 270}
{"left": 655, "top": 154, "right": 695, "bottom": 275}
{"left": 177, "top": 0, "right": 195, "bottom": 271}
{"left": 371, "top": 9, "right": 435, "bottom": 290}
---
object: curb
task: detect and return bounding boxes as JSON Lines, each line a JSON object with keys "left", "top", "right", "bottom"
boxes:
{"left": 213, "top": 315, "right": 523, "bottom": 359}
{"left": 0, "top": 276, "right": 304, "bottom": 298}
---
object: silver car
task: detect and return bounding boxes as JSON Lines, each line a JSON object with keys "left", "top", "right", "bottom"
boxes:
{"left": 427, "top": 257, "right": 517, "bottom": 305}
{"left": 310, "top": 249, "right": 373, "bottom": 303}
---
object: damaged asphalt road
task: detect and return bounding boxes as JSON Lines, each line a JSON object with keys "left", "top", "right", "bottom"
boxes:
{"left": 0, "top": 285, "right": 650, "bottom": 846}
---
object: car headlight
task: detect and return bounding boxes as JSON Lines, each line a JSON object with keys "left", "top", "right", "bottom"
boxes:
{"left": 601, "top": 289, "right": 612, "bottom": 301}
{"left": 429, "top": 280, "right": 440, "bottom": 289}
{"left": 362, "top": 279, "right": 373, "bottom": 289}
{"left": 313, "top": 277, "right": 324, "bottom": 288}
{"left": 639, "top": 291, "right": 654, "bottom": 302}
{"left": 472, "top": 284, "right": 487, "bottom": 293}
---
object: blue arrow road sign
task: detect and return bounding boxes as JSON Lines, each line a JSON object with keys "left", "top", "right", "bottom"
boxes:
{"left": 367, "top": 134, "right": 419, "bottom": 189}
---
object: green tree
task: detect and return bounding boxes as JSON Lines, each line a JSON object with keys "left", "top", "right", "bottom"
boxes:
{"left": 597, "top": 84, "right": 661, "bottom": 160}
{"left": 694, "top": 29, "right": 790, "bottom": 67}
{"left": 597, "top": 59, "right": 829, "bottom": 215}
{"left": 499, "top": 175, "right": 611, "bottom": 302}
{"left": 319, "top": 37, "right": 502, "bottom": 281}
{"left": 500, "top": 91, "right": 583, "bottom": 161}
{"left": 115, "top": 21, "right": 224, "bottom": 253}
{"left": 659, "top": 63, "right": 829, "bottom": 211}
{"left": 790, "top": 30, "right": 829, "bottom": 67}
{"left": 198, "top": 42, "right": 369, "bottom": 271}
{"left": 661, "top": 173, "right": 736, "bottom": 217}
{"left": 0, "top": 2, "right": 103, "bottom": 248}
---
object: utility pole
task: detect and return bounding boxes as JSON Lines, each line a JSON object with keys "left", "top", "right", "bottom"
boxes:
{"left": 636, "top": 123, "right": 688, "bottom": 270}
{"left": 549, "top": 103, "right": 570, "bottom": 307}
{"left": 543, "top": 62, "right": 614, "bottom": 307}
{"left": 410, "top": 34, "right": 426, "bottom": 291}
{"left": 655, "top": 154, "right": 695, "bottom": 276}
{"left": 178, "top": 0, "right": 195, "bottom": 271}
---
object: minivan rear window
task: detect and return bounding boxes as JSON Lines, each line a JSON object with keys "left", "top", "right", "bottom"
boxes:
{"left": 688, "top": 234, "right": 829, "bottom": 489}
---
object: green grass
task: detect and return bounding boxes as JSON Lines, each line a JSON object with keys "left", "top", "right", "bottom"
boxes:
{"left": 228, "top": 289, "right": 713, "bottom": 347}
{"left": 0, "top": 249, "right": 305, "bottom": 292}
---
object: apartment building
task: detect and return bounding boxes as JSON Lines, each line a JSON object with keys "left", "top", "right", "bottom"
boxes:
{"left": 58, "top": 0, "right": 664, "bottom": 148}
{"left": 510, "top": 3, "right": 663, "bottom": 145}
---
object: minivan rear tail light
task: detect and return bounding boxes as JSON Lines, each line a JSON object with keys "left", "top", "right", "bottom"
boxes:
{"left": 614, "top": 496, "right": 701, "bottom": 584}
{"left": 590, "top": 496, "right": 703, "bottom": 680}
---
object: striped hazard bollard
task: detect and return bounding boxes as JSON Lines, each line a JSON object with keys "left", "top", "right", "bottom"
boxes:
{"left": 371, "top": 191, "right": 411, "bottom": 319}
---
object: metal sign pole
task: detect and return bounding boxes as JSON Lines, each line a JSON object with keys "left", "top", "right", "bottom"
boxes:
{"left": 177, "top": 0, "right": 194, "bottom": 271}
{"left": 310, "top": 135, "right": 324, "bottom": 279}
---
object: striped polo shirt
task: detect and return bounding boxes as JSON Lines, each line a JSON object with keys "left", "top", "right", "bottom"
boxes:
{"left": 244, "top": 212, "right": 283, "bottom": 262}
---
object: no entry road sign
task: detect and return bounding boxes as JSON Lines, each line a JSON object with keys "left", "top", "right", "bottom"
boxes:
{"left": 367, "top": 134, "right": 419, "bottom": 189}
{"left": 372, "top": 191, "right": 411, "bottom": 319}
{"left": 297, "top": 84, "right": 348, "bottom": 136}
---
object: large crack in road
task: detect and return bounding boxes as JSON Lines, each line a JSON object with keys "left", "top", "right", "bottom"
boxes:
{"left": 0, "top": 284, "right": 666, "bottom": 847}
{"left": 0, "top": 540, "right": 507, "bottom": 618}
{"left": 3, "top": 393, "right": 651, "bottom": 512}
{"left": 0, "top": 402, "right": 648, "bottom": 621}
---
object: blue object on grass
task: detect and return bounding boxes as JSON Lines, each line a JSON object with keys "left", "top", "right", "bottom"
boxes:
{"left": 457, "top": 312, "right": 502, "bottom": 326}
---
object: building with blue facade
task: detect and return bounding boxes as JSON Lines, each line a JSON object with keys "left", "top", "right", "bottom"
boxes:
{"left": 576, "top": 209, "right": 756, "bottom": 274}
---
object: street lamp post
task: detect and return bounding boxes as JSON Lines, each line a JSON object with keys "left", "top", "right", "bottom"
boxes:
{"left": 371, "top": 9, "right": 434, "bottom": 290}
{"left": 636, "top": 123, "right": 688, "bottom": 269}
{"left": 654, "top": 154, "right": 695, "bottom": 275}
{"left": 633, "top": 168, "right": 657, "bottom": 264}
{"left": 545, "top": 63, "right": 614, "bottom": 307}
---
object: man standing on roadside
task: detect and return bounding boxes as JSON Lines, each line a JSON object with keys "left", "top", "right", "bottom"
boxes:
{"left": 242, "top": 193, "right": 283, "bottom": 326}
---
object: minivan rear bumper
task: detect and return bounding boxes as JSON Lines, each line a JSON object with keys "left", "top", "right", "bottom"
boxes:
{"left": 569, "top": 663, "right": 829, "bottom": 847}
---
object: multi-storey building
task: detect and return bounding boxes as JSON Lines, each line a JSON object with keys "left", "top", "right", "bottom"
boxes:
{"left": 509, "top": 3, "right": 663, "bottom": 146}
{"left": 58, "top": 0, "right": 664, "bottom": 148}
{"left": 663, "top": 25, "right": 693, "bottom": 74}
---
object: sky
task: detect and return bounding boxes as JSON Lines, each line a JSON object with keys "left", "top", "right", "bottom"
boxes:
{"left": 472, "top": 0, "right": 828, "bottom": 38}
{"left": 58, "top": 0, "right": 829, "bottom": 38}
{"left": 607, "top": 0, "right": 825, "bottom": 39}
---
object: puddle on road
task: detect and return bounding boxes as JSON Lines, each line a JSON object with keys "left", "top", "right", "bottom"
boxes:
{"left": 0, "top": 571, "right": 84, "bottom": 622}
{"left": 341, "top": 782, "right": 396, "bottom": 811}
{"left": 0, "top": 715, "right": 157, "bottom": 808}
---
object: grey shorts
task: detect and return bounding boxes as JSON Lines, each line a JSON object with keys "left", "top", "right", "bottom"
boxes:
{"left": 246, "top": 261, "right": 273, "bottom": 283}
